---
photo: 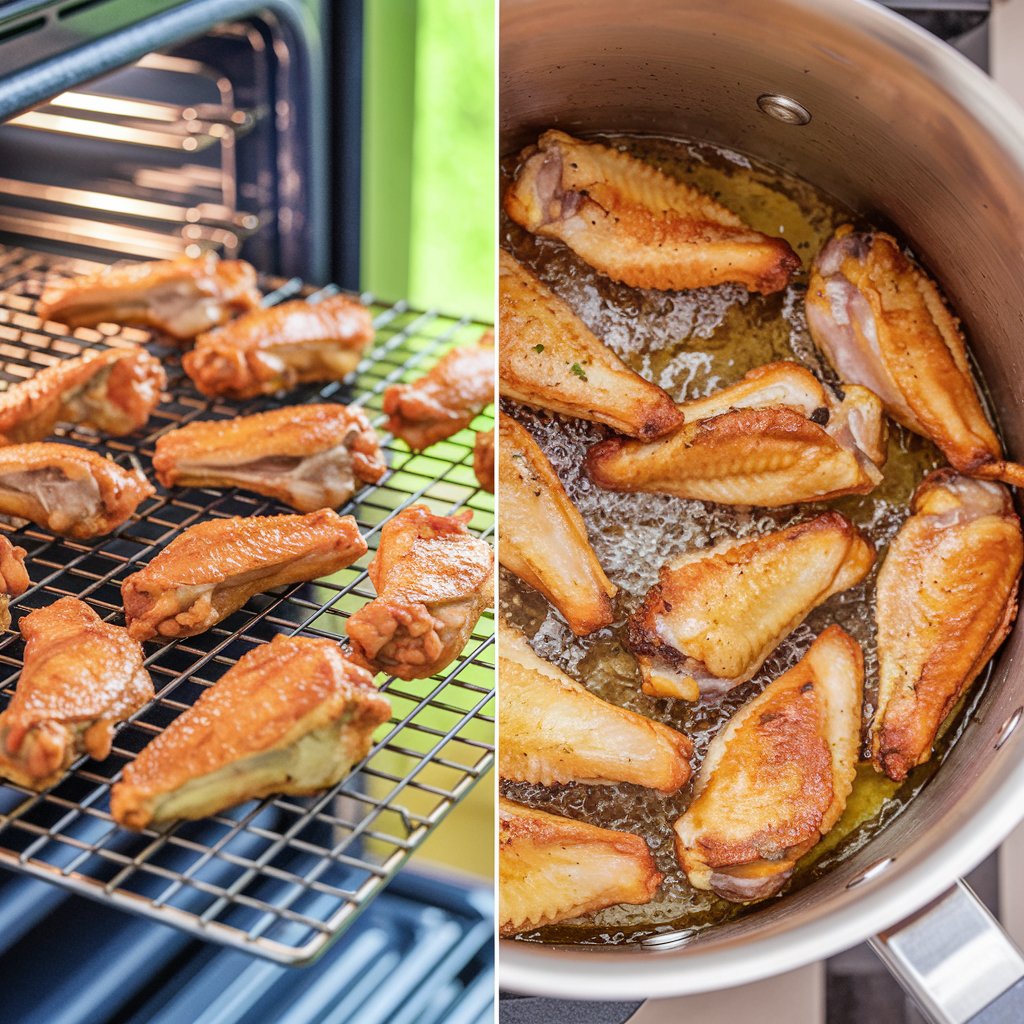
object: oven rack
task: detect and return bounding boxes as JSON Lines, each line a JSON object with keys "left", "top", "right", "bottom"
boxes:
{"left": 0, "top": 243, "right": 495, "bottom": 966}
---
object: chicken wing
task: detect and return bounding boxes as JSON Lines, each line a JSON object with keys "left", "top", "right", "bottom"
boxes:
{"left": 504, "top": 130, "right": 800, "bottom": 295}
{"left": 182, "top": 294, "right": 374, "bottom": 400}
{"left": 499, "top": 623, "right": 692, "bottom": 792}
{"left": 587, "top": 362, "right": 887, "bottom": 506}
{"left": 0, "top": 443, "right": 153, "bottom": 538}
{"left": 0, "top": 597, "right": 153, "bottom": 791}
{"left": 807, "top": 226, "right": 1024, "bottom": 486}
{"left": 122, "top": 509, "right": 367, "bottom": 641}
{"left": 153, "top": 404, "right": 387, "bottom": 513}
{"left": 675, "top": 626, "right": 863, "bottom": 902}
{"left": 627, "top": 512, "right": 875, "bottom": 700}
{"left": 499, "top": 413, "right": 615, "bottom": 635}
{"left": 382, "top": 331, "right": 494, "bottom": 451}
{"left": 499, "top": 251, "right": 682, "bottom": 438}
{"left": 871, "top": 471, "right": 1023, "bottom": 781}
{"left": 473, "top": 427, "right": 494, "bottom": 493}
{"left": 0, "top": 537, "right": 28, "bottom": 632}
{"left": 37, "top": 253, "right": 261, "bottom": 340}
{"left": 0, "top": 346, "right": 165, "bottom": 445}
{"left": 499, "top": 798, "right": 662, "bottom": 935}
{"left": 110, "top": 634, "right": 391, "bottom": 830}
{"left": 345, "top": 504, "right": 493, "bottom": 679}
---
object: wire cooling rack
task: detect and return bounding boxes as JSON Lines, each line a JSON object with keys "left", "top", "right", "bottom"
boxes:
{"left": 0, "top": 244, "right": 495, "bottom": 965}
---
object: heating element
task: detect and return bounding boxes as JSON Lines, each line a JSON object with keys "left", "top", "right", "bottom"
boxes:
{"left": 0, "top": 243, "right": 495, "bottom": 966}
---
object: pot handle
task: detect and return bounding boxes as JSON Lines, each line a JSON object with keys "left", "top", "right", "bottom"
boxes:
{"left": 871, "top": 879, "right": 1024, "bottom": 1023}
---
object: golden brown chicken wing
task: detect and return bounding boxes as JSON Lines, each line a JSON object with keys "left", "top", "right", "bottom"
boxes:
{"left": 675, "top": 626, "right": 863, "bottom": 902}
{"left": 110, "top": 634, "right": 391, "bottom": 830}
{"left": 153, "top": 404, "right": 387, "bottom": 513}
{"left": 499, "top": 798, "right": 662, "bottom": 935}
{"left": 37, "top": 253, "right": 260, "bottom": 340}
{"left": 499, "top": 413, "right": 615, "bottom": 635}
{"left": 627, "top": 512, "right": 875, "bottom": 700}
{"left": 0, "top": 537, "right": 28, "bottom": 632}
{"left": 504, "top": 130, "right": 800, "bottom": 295}
{"left": 382, "top": 332, "right": 494, "bottom": 451}
{"left": 499, "top": 251, "right": 682, "bottom": 438}
{"left": 871, "top": 471, "right": 1023, "bottom": 781}
{"left": 499, "top": 623, "right": 691, "bottom": 792}
{"left": 587, "top": 362, "right": 887, "bottom": 506}
{"left": 182, "top": 295, "right": 374, "bottom": 400}
{"left": 0, "top": 443, "right": 153, "bottom": 538}
{"left": 346, "top": 504, "right": 493, "bottom": 679}
{"left": 0, "top": 597, "right": 153, "bottom": 791}
{"left": 122, "top": 509, "right": 367, "bottom": 642}
{"left": 473, "top": 428, "right": 494, "bottom": 493}
{"left": 807, "top": 227, "right": 1024, "bottom": 486}
{"left": 0, "top": 346, "right": 165, "bottom": 445}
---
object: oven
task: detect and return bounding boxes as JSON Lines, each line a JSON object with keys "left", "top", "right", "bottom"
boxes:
{"left": 0, "top": 3, "right": 495, "bottom": 1021}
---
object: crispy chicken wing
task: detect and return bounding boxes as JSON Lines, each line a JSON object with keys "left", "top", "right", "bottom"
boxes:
{"left": 0, "top": 537, "right": 28, "bottom": 631}
{"left": 675, "top": 626, "right": 863, "bottom": 902}
{"left": 0, "top": 597, "right": 153, "bottom": 790}
{"left": 346, "top": 504, "right": 493, "bottom": 679}
{"left": 183, "top": 295, "right": 374, "bottom": 400}
{"left": 122, "top": 509, "right": 367, "bottom": 641}
{"left": 871, "top": 471, "right": 1023, "bottom": 781}
{"left": 153, "top": 404, "right": 387, "bottom": 513}
{"left": 0, "top": 346, "right": 165, "bottom": 445}
{"left": 499, "top": 413, "right": 615, "bottom": 635}
{"left": 504, "top": 130, "right": 800, "bottom": 295}
{"left": 473, "top": 427, "right": 494, "bottom": 493}
{"left": 37, "top": 253, "right": 260, "bottom": 340}
{"left": 807, "top": 227, "right": 1024, "bottom": 486}
{"left": 499, "top": 623, "right": 692, "bottom": 792}
{"left": 587, "top": 362, "right": 887, "bottom": 506}
{"left": 627, "top": 512, "right": 874, "bottom": 700}
{"left": 499, "top": 251, "right": 682, "bottom": 438}
{"left": 383, "top": 332, "right": 494, "bottom": 452}
{"left": 0, "top": 443, "right": 153, "bottom": 538}
{"left": 110, "top": 634, "right": 391, "bottom": 830}
{"left": 499, "top": 798, "right": 662, "bottom": 935}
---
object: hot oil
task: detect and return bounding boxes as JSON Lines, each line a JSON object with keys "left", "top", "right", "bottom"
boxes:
{"left": 499, "top": 133, "right": 951, "bottom": 944}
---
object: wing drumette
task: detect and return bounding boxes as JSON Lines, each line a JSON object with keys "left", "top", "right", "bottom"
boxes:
{"left": 0, "top": 597, "right": 153, "bottom": 791}
{"left": 504, "top": 130, "right": 799, "bottom": 295}
{"left": 0, "top": 537, "right": 28, "bottom": 631}
{"left": 153, "top": 404, "right": 387, "bottom": 513}
{"left": 37, "top": 253, "right": 260, "bottom": 340}
{"left": 871, "top": 471, "right": 1023, "bottom": 781}
{"left": 122, "top": 509, "right": 367, "bottom": 641}
{"left": 110, "top": 634, "right": 391, "bottom": 830}
{"left": 346, "top": 504, "right": 493, "bottom": 679}
{"left": 587, "top": 362, "right": 887, "bottom": 506}
{"left": 473, "top": 427, "right": 494, "bottom": 493}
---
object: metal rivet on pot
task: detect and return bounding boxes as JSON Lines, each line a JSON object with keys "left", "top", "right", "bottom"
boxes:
{"left": 995, "top": 706, "right": 1023, "bottom": 750}
{"left": 756, "top": 94, "right": 811, "bottom": 126}
{"left": 641, "top": 928, "right": 696, "bottom": 951}
{"left": 847, "top": 857, "right": 894, "bottom": 889}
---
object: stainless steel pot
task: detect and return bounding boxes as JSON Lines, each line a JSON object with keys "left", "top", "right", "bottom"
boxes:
{"left": 499, "top": 1, "right": 1024, "bottom": 1018}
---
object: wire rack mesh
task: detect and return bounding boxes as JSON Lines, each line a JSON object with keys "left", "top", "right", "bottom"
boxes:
{"left": 0, "top": 243, "right": 495, "bottom": 965}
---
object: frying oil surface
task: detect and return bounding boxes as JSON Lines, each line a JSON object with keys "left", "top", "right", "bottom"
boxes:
{"left": 499, "top": 133, "right": 957, "bottom": 944}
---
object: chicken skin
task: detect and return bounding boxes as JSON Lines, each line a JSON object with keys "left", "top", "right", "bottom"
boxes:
{"left": 0, "top": 443, "right": 153, "bottom": 538}
{"left": 0, "top": 537, "right": 28, "bottom": 631}
{"left": 0, "top": 346, "right": 165, "bottom": 445}
{"left": 807, "top": 226, "right": 1024, "bottom": 486}
{"left": 675, "top": 626, "right": 863, "bottom": 903}
{"left": 627, "top": 512, "right": 875, "bottom": 700}
{"left": 499, "top": 623, "right": 692, "bottom": 793}
{"left": 473, "top": 427, "right": 494, "bottom": 493}
{"left": 871, "top": 471, "right": 1023, "bottom": 781}
{"left": 346, "top": 504, "right": 493, "bottom": 680}
{"left": 0, "top": 598, "right": 153, "bottom": 791}
{"left": 110, "top": 634, "right": 391, "bottom": 830}
{"left": 122, "top": 509, "right": 367, "bottom": 642}
{"left": 504, "top": 130, "right": 800, "bottom": 295}
{"left": 499, "top": 413, "right": 615, "bottom": 636}
{"left": 153, "top": 404, "right": 387, "bottom": 513}
{"left": 383, "top": 331, "right": 494, "bottom": 451}
{"left": 37, "top": 253, "right": 261, "bottom": 340}
{"left": 500, "top": 798, "right": 662, "bottom": 936}
{"left": 183, "top": 295, "right": 374, "bottom": 400}
{"left": 587, "top": 362, "right": 887, "bottom": 506}
{"left": 499, "top": 251, "right": 682, "bottom": 438}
